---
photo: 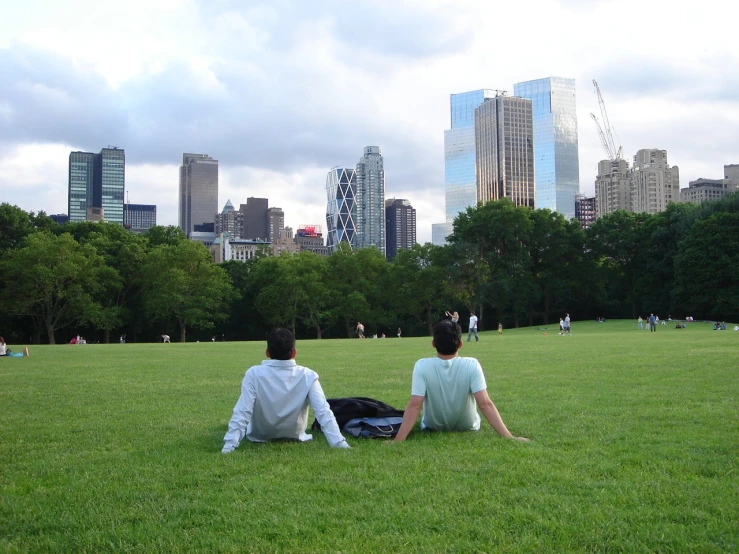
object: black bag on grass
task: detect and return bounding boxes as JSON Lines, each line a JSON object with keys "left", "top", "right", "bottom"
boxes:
{"left": 312, "top": 397, "right": 405, "bottom": 439}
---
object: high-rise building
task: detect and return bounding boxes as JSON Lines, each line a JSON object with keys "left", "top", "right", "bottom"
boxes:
{"left": 68, "top": 147, "right": 125, "bottom": 224}
{"left": 630, "top": 149, "right": 679, "bottom": 214}
{"left": 295, "top": 224, "right": 329, "bottom": 256}
{"left": 432, "top": 89, "right": 499, "bottom": 245}
{"left": 475, "top": 94, "right": 535, "bottom": 208}
{"left": 325, "top": 167, "right": 358, "bottom": 252}
{"left": 179, "top": 153, "right": 218, "bottom": 237}
{"left": 595, "top": 158, "right": 630, "bottom": 218}
{"left": 385, "top": 199, "right": 416, "bottom": 261}
{"left": 514, "top": 77, "right": 580, "bottom": 218}
{"left": 215, "top": 200, "right": 244, "bottom": 238}
{"left": 124, "top": 204, "right": 156, "bottom": 232}
{"left": 267, "top": 207, "right": 285, "bottom": 243}
{"left": 724, "top": 164, "right": 739, "bottom": 192}
{"left": 574, "top": 195, "right": 596, "bottom": 229}
{"left": 356, "top": 146, "right": 386, "bottom": 254}
{"left": 241, "top": 197, "right": 269, "bottom": 240}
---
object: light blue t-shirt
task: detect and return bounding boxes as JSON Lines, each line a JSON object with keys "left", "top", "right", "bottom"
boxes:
{"left": 411, "top": 356, "right": 487, "bottom": 431}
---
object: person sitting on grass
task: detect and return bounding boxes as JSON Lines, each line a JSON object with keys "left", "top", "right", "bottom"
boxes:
{"left": 393, "top": 319, "right": 529, "bottom": 443}
{"left": 222, "top": 328, "right": 350, "bottom": 453}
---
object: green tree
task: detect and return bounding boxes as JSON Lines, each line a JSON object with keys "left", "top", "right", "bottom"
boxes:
{"left": 141, "top": 240, "right": 234, "bottom": 342}
{"left": 0, "top": 232, "right": 111, "bottom": 343}
{"left": 673, "top": 212, "right": 739, "bottom": 320}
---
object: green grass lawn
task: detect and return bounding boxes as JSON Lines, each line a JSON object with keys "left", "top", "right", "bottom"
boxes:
{"left": 1, "top": 320, "right": 737, "bottom": 553}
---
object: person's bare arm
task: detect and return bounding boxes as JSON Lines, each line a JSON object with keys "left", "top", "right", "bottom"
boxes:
{"left": 473, "top": 390, "right": 529, "bottom": 441}
{"left": 393, "top": 395, "right": 424, "bottom": 442}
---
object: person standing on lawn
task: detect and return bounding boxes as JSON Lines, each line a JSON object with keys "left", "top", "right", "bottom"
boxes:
{"left": 394, "top": 320, "right": 528, "bottom": 443}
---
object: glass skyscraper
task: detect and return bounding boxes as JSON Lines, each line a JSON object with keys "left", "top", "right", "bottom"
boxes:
{"left": 432, "top": 89, "right": 497, "bottom": 246}
{"left": 325, "top": 167, "right": 357, "bottom": 252}
{"left": 513, "top": 77, "right": 580, "bottom": 218}
{"left": 68, "top": 147, "right": 125, "bottom": 224}
{"left": 179, "top": 153, "right": 218, "bottom": 237}
{"left": 356, "top": 146, "right": 386, "bottom": 254}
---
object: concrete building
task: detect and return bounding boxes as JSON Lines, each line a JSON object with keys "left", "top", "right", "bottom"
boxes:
{"left": 267, "top": 207, "right": 285, "bottom": 243}
{"left": 356, "top": 146, "right": 386, "bottom": 254}
{"left": 574, "top": 195, "right": 596, "bottom": 229}
{"left": 124, "top": 204, "right": 156, "bottom": 233}
{"left": 179, "top": 153, "right": 218, "bottom": 237}
{"left": 595, "top": 159, "right": 630, "bottom": 218}
{"left": 295, "top": 225, "right": 329, "bottom": 256}
{"left": 272, "top": 226, "right": 301, "bottom": 256}
{"left": 514, "top": 77, "right": 580, "bottom": 218}
{"left": 240, "top": 197, "right": 269, "bottom": 240}
{"left": 326, "top": 167, "right": 358, "bottom": 252}
{"left": 211, "top": 234, "right": 270, "bottom": 263}
{"left": 215, "top": 200, "right": 243, "bottom": 238}
{"left": 385, "top": 199, "right": 416, "bottom": 261}
{"left": 724, "top": 164, "right": 739, "bottom": 192}
{"left": 475, "top": 94, "right": 535, "bottom": 208}
{"left": 68, "top": 147, "right": 125, "bottom": 224}
{"left": 680, "top": 179, "right": 726, "bottom": 204}
{"left": 630, "top": 149, "right": 679, "bottom": 214}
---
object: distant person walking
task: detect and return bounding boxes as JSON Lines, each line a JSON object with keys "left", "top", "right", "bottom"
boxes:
{"left": 467, "top": 312, "right": 479, "bottom": 342}
{"left": 498, "top": 322, "right": 503, "bottom": 335}
{"left": 397, "top": 327, "right": 402, "bottom": 338}
{"left": 637, "top": 316, "right": 643, "bottom": 330}
{"left": 649, "top": 314, "right": 656, "bottom": 332}
{"left": 564, "top": 314, "right": 572, "bottom": 336}
{"left": 356, "top": 322, "right": 365, "bottom": 339}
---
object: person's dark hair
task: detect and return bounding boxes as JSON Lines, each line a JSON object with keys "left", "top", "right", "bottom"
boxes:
{"left": 433, "top": 319, "right": 462, "bottom": 355}
{"left": 267, "top": 328, "right": 295, "bottom": 360}
{"left": 0, "top": 336, "right": 4, "bottom": 344}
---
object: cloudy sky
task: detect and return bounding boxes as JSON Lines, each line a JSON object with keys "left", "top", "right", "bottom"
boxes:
{"left": 1, "top": 0, "right": 737, "bottom": 243}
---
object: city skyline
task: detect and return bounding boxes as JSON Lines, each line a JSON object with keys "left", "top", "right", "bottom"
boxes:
{"left": 2, "top": 1, "right": 738, "bottom": 244}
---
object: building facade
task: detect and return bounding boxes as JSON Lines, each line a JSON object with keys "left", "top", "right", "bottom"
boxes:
{"left": 432, "top": 89, "right": 499, "bottom": 245}
{"left": 680, "top": 179, "right": 726, "bottom": 204}
{"left": 124, "top": 204, "right": 156, "bottom": 232}
{"left": 514, "top": 77, "right": 580, "bottom": 218}
{"left": 267, "top": 207, "right": 285, "bottom": 243}
{"left": 475, "top": 94, "right": 535, "bottom": 208}
{"left": 215, "top": 200, "right": 244, "bottom": 238}
{"left": 326, "top": 167, "right": 358, "bottom": 252}
{"left": 240, "top": 197, "right": 269, "bottom": 240}
{"left": 211, "top": 234, "right": 270, "bottom": 263}
{"left": 574, "top": 195, "right": 596, "bottom": 229}
{"left": 68, "top": 147, "right": 125, "bottom": 224}
{"left": 295, "top": 225, "right": 330, "bottom": 256}
{"left": 385, "top": 199, "right": 416, "bottom": 261}
{"left": 355, "top": 146, "right": 386, "bottom": 254}
{"left": 179, "top": 153, "right": 218, "bottom": 237}
{"left": 595, "top": 158, "right": 631, "bottom": 218}
{"left": 630, "top": 149, "right": 679, "bottom": 215}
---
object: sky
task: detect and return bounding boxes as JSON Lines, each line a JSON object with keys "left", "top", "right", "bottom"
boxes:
{"left": 1, "top": 0, "right": 737, "bottom": 244}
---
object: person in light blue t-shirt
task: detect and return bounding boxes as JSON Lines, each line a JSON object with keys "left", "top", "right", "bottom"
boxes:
{"left": 394, "top": 320, "right": 528, "bottom": 443}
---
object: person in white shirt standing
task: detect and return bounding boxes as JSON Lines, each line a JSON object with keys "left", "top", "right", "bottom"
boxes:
{"left": 222, "top": 328, "right": 350, "bottom": 453}
{"left": 467, "top": 312, "right": 479, "bottom": 342}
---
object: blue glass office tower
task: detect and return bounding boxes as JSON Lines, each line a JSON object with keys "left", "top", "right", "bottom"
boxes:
{"left": 325, "top": 167, "right": 358, "bottom": 252}
{"left": 432, "top": 89, "right": 497, "bottom": 245}
{"left": 513, "top": 77, "right": 580, "bottom": 218}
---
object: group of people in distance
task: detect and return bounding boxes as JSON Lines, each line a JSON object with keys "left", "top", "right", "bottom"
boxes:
{"left": 222, "top": 321, "right": 529, "bottom": 453}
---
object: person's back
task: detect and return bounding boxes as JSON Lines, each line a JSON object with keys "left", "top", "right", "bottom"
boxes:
{"left": 412, "top": 356, "right": 483, "bottom": 431}
{"left": 222, "top": 328, "right": 349, "bottom": 452}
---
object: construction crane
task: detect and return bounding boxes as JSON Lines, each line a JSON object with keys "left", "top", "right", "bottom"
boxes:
{"left": 590, "top": 79, "right": 623, "bottom": 161}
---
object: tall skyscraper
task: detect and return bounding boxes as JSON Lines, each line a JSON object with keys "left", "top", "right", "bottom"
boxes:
{"left": 356, "top": 146, "right": 386, "bottom": 254}
{"left": 595, "top": 158, "right": 630, "bottom": 218}
{"left": 385, "top": 199, "right": 416, "bottom": 261}
{"left": 514, "top": 77, "right": 580, "bottom": 218}
{"left": 68, "top": 147, "right": 125, "bottom": 224}
{"left": 475, "top": 94, "right": 535, "bottom": 208}
{"left": 432, "top": 89, "right": 498, "bottom": 245}
{"left": 630, "top": 149, "right": 679, "bottom": 214}
{"left": 267, "top": 207, "right": 285, "bottom": 242}
{"left": 179, "top": 153, "right": 218, "bottom": 237}
{"left": 240, "top": 197, "right": 269, "bottom": 240}
{"left": 325, "top": 167, "right": 357, "bottom": 252}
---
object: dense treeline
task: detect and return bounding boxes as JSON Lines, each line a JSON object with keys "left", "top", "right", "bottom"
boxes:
{"left": 1, "top": 195, "right": 737, "bottom": 344}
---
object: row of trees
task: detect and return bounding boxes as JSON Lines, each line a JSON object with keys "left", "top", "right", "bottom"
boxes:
{"left": 1, "top": 195, "right": 737, "bottom": 344}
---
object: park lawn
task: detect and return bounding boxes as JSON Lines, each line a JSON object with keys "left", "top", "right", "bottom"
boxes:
{"left": 1, "top": 320, "right": 737, "bottom": 553}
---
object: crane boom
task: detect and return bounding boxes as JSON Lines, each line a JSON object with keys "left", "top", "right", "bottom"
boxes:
{"left": 590, "top": 113, "right": 614, "bottom": 160}
{"left": 592, "top": 79, "right": 621, "bottom": 160}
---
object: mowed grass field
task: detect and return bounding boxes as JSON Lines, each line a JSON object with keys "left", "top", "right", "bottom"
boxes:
{"left": 1, "top": 320, "right": 737, "bottom": 553}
